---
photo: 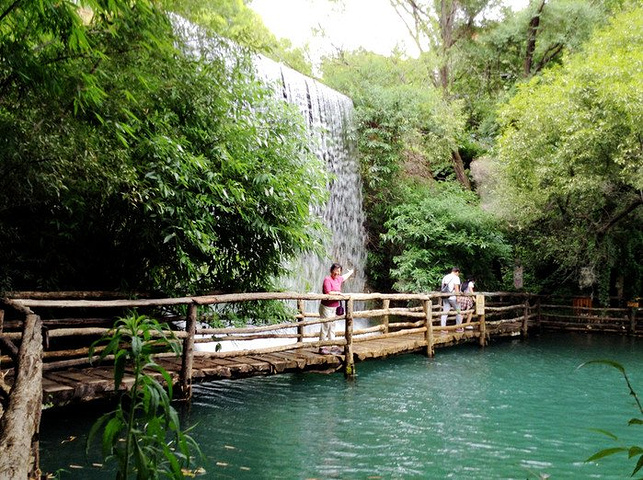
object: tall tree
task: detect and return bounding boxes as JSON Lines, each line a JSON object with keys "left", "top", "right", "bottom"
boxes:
{"left": 390, "top": 0, "right": 490, "bottom": 91}
{"left": 390, "top": 0, "right": 621, "bottom": 187}
{"left": 390, "top": 0, "right": 495, "bottom": 189}
{"left": 0, "top": 0, "right": 327, "bottom": 294}
{"left": 520, "top": 0, "right": 618, "bottom": 78}
{"left": 495, "top": 6, "right": 643, "bottom": 301}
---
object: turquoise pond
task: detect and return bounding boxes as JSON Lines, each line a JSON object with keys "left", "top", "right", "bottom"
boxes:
{"left": 40, "top": 332, "right": 643, "bottom": 479}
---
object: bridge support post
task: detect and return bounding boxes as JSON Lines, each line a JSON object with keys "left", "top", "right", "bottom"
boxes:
{"left": 0, "top": 313, "right": 43, "bottom": 480}
{"left": 628, "top": 302, "right": 638, "bottom": 335}
{"left": 423, "top": 300, "right": 434, "bottom": 357}
{"left": 297, "top": 299, "right": 305, "bottom": 343}
{"left": 179, "top": 303, "right": 197, "bottom": 400}
{"left": 382, "top": 299, "right": 390, "bottom": 335}
{"left": 343, "top": 298, "right": 355, "bottom": 378}
{"left": 522, "top": 298, "right": 530, "bottom": 338}
{"left": 476, "top": 295, "right": 486, "bottom": 347}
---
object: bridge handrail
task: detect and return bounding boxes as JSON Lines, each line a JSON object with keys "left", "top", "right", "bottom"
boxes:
{"left": 5, "top": 291, "right": 639, "bottom": 398}
{"left": 6, "top": 290, "right": 527, "bottom": 309}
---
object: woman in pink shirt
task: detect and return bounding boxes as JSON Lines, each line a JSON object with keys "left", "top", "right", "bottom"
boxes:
{"left": 319, "top": 263, "right": 354, "bottom": 354}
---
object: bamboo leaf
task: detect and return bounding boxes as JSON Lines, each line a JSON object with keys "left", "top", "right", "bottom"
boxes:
{"left": 588, "top": 428, "right": 619, "bottom": 440}
{"left": 578, "top": 359, "right": 626, "bottom": 374}
{"left": 586, "top": 447, "right": 628, "bottom": 462}
{"left": 633, "top": 454, "right": 643, "bottom": 475}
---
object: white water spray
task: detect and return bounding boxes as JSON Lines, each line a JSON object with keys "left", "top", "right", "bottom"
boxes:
{"left": 255, "top": 56, "right": 368, "bottom": 296}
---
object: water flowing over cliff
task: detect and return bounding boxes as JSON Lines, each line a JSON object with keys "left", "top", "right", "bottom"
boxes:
{"left": 255, "top": 57, "right": 367, "bottom": 296}
{"left": 172, "top": 16, "right": 367, "bottom": 296}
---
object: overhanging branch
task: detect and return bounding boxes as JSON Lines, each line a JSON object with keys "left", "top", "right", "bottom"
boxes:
{"left": 598, "top": 197, "right": 643, "bottom": 235}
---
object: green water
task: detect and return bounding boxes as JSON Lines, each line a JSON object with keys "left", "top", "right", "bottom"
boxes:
{"left": 40, "top": 333, "right": 643, "bottom": 479}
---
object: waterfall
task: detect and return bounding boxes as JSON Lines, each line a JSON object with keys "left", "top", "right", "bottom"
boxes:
{"left": 171, "top": 15, "right": 367, "bottom": 297}
{"left": 254, "top": 57, "right": 368, "bottom": 297}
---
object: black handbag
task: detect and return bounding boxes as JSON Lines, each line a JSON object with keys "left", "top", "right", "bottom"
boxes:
{"left": 336, "top": 304, "right": 345, "bottom": 316}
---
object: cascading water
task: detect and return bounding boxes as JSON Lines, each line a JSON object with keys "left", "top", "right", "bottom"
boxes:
{"left": 172, "top": 15, "right": 368, "bottom": 298}
{"left": 254, "top": 56, "right": 368, "bottom": 297}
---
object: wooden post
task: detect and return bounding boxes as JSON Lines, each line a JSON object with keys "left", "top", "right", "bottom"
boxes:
{"left": 629, "top": 304, "right": 637, "bottom": 335}
{"left": 0, "top": 313, "right": 43, "bottom": 480}
{"left": 179, "top": 303, "right": 197, "bottom": 400}
{"left": 343, "top": 298, "right": 355, "bottom": 378}
{"left": 297, "top": 299, "right": 305, "bottom": 343}
{"left": 476, "top": 295, "right": 486, "bottom": 347}
{"left": 521, "top": 298, "right": 529, "bottom": 338}
{"left": 382, "top": 299, "right": 390, "bottom": 334}
{"left": 423, "top": 299, "right": 434, "bottom": 357}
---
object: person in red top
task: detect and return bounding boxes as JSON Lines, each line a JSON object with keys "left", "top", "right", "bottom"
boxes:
{"left": 319, "top": 263, "right": 354, "bottom": 354}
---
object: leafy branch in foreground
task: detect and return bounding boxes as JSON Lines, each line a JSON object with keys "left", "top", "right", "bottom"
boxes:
{"left": 579, "top": 359, "right": 643, "bottom": 477}
{"left": 88, "top": 313, "right": 202, "bottom": 479}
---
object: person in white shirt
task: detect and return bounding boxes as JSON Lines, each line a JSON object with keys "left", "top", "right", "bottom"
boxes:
{"left": 440, "top": 267, "right": 462, "bottom": 331}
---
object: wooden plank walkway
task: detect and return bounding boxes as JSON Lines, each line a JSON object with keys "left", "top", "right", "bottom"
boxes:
{"left": 38, "top": 330, "right": 482, "bottom": 408}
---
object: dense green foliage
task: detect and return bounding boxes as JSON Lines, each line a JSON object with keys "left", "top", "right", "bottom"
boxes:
{"left": 450, "top": 0, "right": 616, "bottom": 140}
{"left": 318, "top": 0, "right": 641, "bottom": 299}
{"left": 0, "top": 0, "right": 326, "bottom": 295}
{"left": 495, "top": 7, "right": 643, "bottom": 301}
{"left": 1, "top": 0, "right": 641, "bottom": 302}
{"left": 321, "top": 51, "right": 511, "bottom": 292}
{"left": 381, "top": 183, "right": 512, "bottom": 292}
{"left": 88, "top": 313, "right": 200, "bottom": 478}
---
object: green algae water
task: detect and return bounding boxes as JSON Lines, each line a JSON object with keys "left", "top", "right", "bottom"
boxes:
{"left": 40, "top": 332, "right": 643, "bottom": 479}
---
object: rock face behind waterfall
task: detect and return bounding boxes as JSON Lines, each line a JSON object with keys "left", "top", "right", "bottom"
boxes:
{"left": 254, "top": 56, "right": 368, "bottom": 296}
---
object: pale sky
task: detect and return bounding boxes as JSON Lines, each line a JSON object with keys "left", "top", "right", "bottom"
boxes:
{"left": 249, "top": 0, "right": 529, "bottom": 62}
{"left": 250, "top": 0, "right": 418, "bottom": 59}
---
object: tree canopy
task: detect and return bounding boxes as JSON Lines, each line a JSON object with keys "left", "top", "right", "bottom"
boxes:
{"left": 495, "top": 6, "right": 643, "bottom": 300}
{"left": 0, "top": 0, "right": 327, "bottom": 295}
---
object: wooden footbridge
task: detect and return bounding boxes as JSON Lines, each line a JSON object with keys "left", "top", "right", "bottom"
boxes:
{"left": 2, "top": 290, "right": 639, "bottom": 408}
{"left": 0, "top": 291, "right": 532, "bottom": 408}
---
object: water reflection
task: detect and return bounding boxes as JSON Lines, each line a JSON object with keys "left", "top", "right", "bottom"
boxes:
{"left": 40, "top": 333, "right": 642, "bottom": 478}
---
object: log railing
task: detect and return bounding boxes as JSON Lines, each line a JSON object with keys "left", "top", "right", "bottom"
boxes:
{"left": 1, "top": 291, "right": 491, "bottom": 387}
{"left": 537, "top": 301, "right": 642, "bottom": 334}
{"left": 2, "top": 291, "right": 640, "bottom": 397}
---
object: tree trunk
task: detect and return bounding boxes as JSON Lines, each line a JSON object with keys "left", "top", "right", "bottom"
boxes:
{"left": 0, "top": 314, "right": 43, "bottom": 480}
{"left": 452, "top": 150, "right": 471, "bottom": 190}
{"left": 524, "top": 0, "right": 547, "bottom": 77}
{"left": 438, "top": 0, "right": 458, "bottom": 91}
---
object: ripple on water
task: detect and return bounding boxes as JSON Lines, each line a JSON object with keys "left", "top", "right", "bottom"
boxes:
{"left": 39, "top": 333, "right": 643, "bottom": 479}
